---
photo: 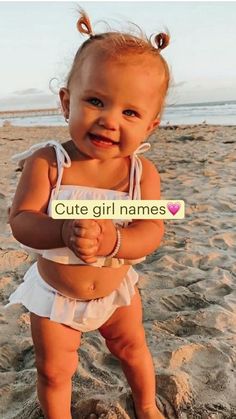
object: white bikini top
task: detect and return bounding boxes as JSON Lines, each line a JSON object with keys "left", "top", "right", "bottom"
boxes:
{"left": 12, "top": 140, "right": 150, "bottom": 268}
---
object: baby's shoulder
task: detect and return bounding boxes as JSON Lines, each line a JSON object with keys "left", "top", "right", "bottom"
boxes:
{"left": 26, "top": 140, "right": 72, "bottom": 166}
{"left": 139, "top": 156, "right": 160, "bottom": 178}
{"left": 23, "top": 143, "right": 62, "bottom": 188}
{"left": 25, "top": 143, "right": 57, "bottom": 165}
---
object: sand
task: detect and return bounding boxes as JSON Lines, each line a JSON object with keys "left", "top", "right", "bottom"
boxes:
{"left": 0, "top": 124, "right": 236, "bottom": 419}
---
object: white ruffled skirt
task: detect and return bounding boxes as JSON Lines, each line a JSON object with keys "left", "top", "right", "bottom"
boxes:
{"left": 5, "top": 262, "right": 139, "bottom": 332}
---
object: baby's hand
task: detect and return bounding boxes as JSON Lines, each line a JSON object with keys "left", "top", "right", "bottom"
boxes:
{"left": 95, "top": 219, "right": 117, "bottom": 256}
{"left": 61, "top": 219, "right": 102, "bottom": 263}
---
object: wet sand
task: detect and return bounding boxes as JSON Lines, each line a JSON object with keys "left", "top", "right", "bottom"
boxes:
{"left": 0, "top": 124, "right": 236, "bottom": 418}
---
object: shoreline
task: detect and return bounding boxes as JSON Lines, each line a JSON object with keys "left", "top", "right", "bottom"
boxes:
{"left": 0, "top": 124, "right": 236, "bottom": 418}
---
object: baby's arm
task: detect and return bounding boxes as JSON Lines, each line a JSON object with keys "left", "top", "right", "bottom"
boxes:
{"left": 96, "top": 158, "right": 164, "bottom": 259}
{"left": 10, "top": 148, "right": 66, "bottom": 249}
{"left": 10, "top": 149, "right": 102, "bottom": 261}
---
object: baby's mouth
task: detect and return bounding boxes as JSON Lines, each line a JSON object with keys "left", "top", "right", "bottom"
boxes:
{"left": 89, "top": 133, "right": 118, "bottom": 146}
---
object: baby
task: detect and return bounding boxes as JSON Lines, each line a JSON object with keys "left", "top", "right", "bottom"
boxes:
{"left": 7, "top": 8, "right": 169, "bottom": 419}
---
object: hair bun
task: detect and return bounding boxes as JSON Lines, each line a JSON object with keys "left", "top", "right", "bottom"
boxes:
{"left": 77, "top": 11, "right": 94, "bottom": 37}
{"left": 154, "top": 33, "right": 170, "bottom": 50}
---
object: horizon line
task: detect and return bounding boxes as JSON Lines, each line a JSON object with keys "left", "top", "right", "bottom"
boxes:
{"left": 0, "top": 99, "right": 235, "bottom": 117}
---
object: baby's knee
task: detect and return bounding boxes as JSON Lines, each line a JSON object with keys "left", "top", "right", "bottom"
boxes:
{"left": 107, "top": 330, "right": 147, "bottom": 363}
{"left": 36, "top": 352, "right": 78, "bottom": 386}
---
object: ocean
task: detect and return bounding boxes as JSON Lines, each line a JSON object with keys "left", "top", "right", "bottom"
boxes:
{"left": 0, "top": 100, "right": 235, "bottom": 127}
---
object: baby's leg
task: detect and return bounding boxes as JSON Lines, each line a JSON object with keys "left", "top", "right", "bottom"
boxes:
{"left": 98, "top": 287, "right": 165, "bottom": 419}
{"left": 30, "top": 313, "right": 81, "bottom": 419}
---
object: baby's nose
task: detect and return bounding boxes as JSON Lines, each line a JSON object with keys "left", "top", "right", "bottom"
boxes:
{"left": 97, "top": 111, "right": 118, "bottom": 130}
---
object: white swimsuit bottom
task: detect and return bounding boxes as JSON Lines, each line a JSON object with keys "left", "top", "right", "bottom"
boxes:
{"left": 6, "top": 262, "right": 139, "bottom": 332}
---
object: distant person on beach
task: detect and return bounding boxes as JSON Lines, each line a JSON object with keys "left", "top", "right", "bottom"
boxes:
{"left": 7, "top": 8, "right": 169, "bottom": 419}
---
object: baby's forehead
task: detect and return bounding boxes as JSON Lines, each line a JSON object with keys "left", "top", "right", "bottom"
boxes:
{"left": 77, "top": 53, "right": 165, "bottom": 111}
{"left": 81, "top": 48, "right": 166, "bottom": 81}
{"left": 76, "top": 59, "right": 164, "bottom": 106}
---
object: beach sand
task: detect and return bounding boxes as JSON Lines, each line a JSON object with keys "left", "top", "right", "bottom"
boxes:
{"left": 0, "top": 124, "right": 236, "bottom": 419}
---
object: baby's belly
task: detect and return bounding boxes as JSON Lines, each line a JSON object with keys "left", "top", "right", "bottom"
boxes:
{"left": 37, "top": 256, "right": 130, "bottom": 299}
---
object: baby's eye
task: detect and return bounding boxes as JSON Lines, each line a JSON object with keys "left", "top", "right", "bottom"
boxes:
{"left": 123, "top": 109, "right": 138, "bottom": 117}
{"left": 87, "top": 97, "right": 103, "bottom": 107}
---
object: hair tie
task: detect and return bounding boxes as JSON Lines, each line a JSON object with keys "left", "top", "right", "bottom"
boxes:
{"left": 154, "top": 32, "right": 170, "bottom": 51}
{"left": 77, "top": 12, "right": 94, "bottom": 38}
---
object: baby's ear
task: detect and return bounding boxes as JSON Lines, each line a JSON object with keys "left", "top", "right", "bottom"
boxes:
{"left": 147, "top": 118, "right": 160, "bottom": 135}
{"left": 59, "top": 88, "right": 70, "bottom": 118}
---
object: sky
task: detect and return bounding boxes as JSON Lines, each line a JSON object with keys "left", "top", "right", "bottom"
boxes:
{"left": 0, "top": 1, "right": 235, "bottom": 111}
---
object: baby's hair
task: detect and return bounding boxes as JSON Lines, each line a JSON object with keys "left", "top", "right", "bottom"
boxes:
{"left": 66, "top": 8, "right": 170, "bottom": 113}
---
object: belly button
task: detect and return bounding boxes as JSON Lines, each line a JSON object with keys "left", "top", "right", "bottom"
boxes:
{"left": 90, "top": 283, "right": 96, "bottom": 291}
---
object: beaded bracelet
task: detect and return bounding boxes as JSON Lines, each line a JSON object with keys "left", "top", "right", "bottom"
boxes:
{"left": 107, "top": 227, "right": 121, "bottom": 258}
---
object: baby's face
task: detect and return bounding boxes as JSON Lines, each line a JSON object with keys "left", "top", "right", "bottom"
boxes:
{"left": 61, "top": 51, "right": 166, "bottom": 160}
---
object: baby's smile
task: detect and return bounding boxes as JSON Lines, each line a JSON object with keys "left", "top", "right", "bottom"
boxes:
{"left": 88, "top": 132, "right": 119, "bottom": 148}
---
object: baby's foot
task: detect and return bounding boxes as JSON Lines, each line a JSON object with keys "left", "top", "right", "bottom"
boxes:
{"left": 135, "top": 405, "right": 165, "bottom": 419}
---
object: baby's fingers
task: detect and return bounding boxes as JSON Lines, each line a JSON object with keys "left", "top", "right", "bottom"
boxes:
{"left": 70, "top": 237, "right": 98, "bottom": 257}
{"left": 73, "top": 228, "right": 98, "bottom": 239}
{"left": 73, "top": 219, "right": 99, "bottom": 230}
{"left": 71, "top": 245, "right": 98, "bottom": 263}
{"left": 74, "top": 226, "right": 101, "bottom": 239}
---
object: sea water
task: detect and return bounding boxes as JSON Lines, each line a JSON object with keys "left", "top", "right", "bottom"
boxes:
{"left": 0, "top": 100, "right": 235, "bottom": 127}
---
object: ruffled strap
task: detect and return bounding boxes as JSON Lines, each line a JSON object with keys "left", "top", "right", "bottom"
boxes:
{"left": 12, "top": 140, "right": 71, "bottom": 198}
{"left": 128, "top": 142, "right": 151, "bottom": 200}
